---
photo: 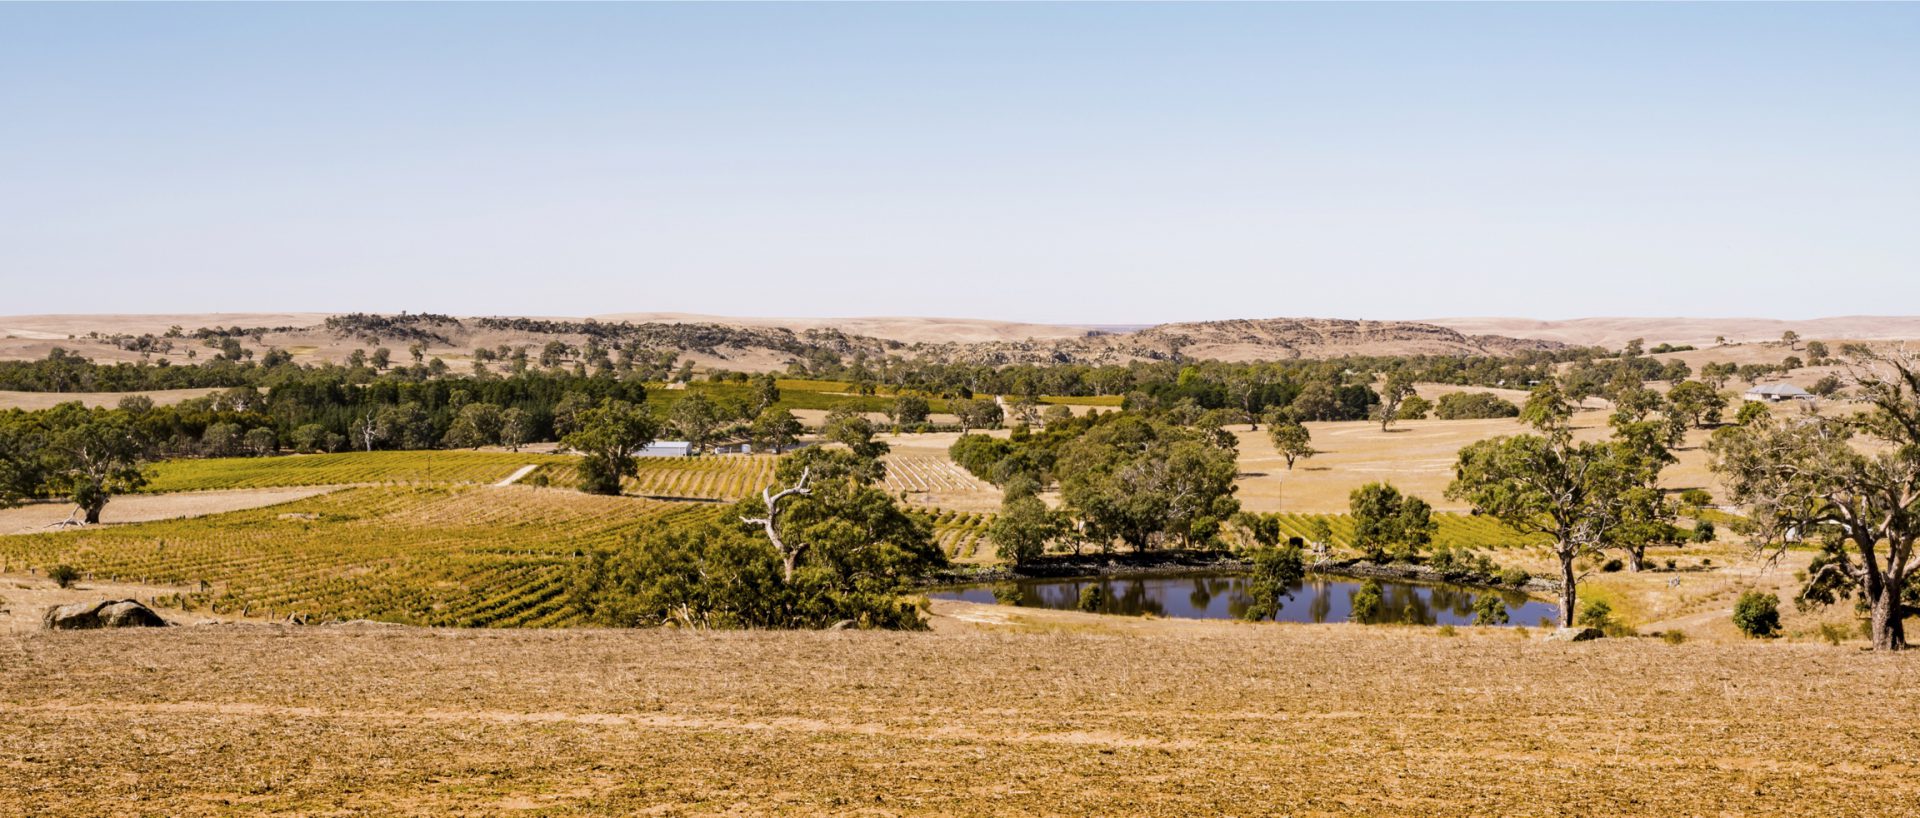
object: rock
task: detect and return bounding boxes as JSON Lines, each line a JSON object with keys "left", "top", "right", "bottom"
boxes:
{"left": 1545, "top": 626, "right": 1605, "bottom": 642}
{"left": 42, "top": 599, "right": 169, "bottom": 630}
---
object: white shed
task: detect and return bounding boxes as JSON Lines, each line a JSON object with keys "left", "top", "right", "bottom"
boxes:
{"left": 1744, "top": 383, "right": 1813, "bottom": 402}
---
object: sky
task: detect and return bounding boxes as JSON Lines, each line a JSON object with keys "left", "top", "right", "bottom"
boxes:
{"left": 1, "top": 3, "right": 1916, "bottom": 324}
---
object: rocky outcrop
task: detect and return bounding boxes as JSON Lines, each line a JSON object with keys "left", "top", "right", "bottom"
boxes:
{"left": 1545, "top": 626, "right": 1604, "bottom": 642}
{"left": 42, "top": 599, "right": 169, "bottom": 630}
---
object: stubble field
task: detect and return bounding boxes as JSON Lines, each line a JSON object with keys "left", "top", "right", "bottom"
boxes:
{"left": 2, "top": 614, "right": 1916, "bottom": 817}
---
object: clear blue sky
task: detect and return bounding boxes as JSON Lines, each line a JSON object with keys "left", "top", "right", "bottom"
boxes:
{"left": 2, "top": 3, "right": 1915, "bottom": 322}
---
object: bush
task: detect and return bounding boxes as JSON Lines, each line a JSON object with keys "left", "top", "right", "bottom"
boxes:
{"left": 1732, "top": 591, "right": 1781, "bottom": 638}
{"left": 1471, "top": 592, "right": 1509, "bottom": 626}
{"left": 1576, "top": 599, "right": 1613, "bottom": 630}
{"left": 1690, "top": 520, "right": 1716, "bottom": 543}
{"left": 1076, "top": 584, "right": 1107, "bottom": 613}
{"left": 47, "top": 564, "right": 80, "bottom": 589}
{"left": 1661, "top": 629, "right": 1687, "bottom": 645}
{"left": 1601, "top": 558, "right": 1624, "bottom": 573}
{"left": 1349, "top": 579, "right": 1383, "bottom": 622}
{"left": 1435, "top": 624, "right": 1457, "bottom": 637}
{"left": 1679, "top": 488, "right": 1713, "bottom": 507}
{"left": 1498, "top": 567, "right": 1531, "bottom": 587}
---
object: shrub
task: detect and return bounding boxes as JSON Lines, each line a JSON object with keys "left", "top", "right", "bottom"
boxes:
{"left": 1498, "top": 567, "right": 1531, "bottom": 587}
{"left": 1679, "top": 488, "right": 1713, "bottom": 507}
{"left": 1576, "top": 599, "right": 1613, "bottom": 630}
{"left": 1076, "top": 584, "right": 1107, "bottom": 613}
{"left": 1471, "top": 592, "right": 1509, "bottom": 626}
{"left": 1601, "top": 558, "right": 1624, "bottom": 573}
{"left": 1690, "top": 520, "right": 1716, "bottom": 543}
{"left": 1435, "top": 624, "right": 1458, "bottom": 637}
{"left": 47, "top": 564, "right": 80, "bottom": 589}
{"left": 1732, "top": 591, "right": 1781, "bottom": 638}
{"left": 1661, "top": 629, "right": 1687, "bottom": 645}
{"left": 1349, "top": 579, "right": 1383, "bottom": 622}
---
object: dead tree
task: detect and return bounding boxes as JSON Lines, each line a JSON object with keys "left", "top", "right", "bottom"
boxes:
{"left": 741, "top": 468, "right": 811, "bottom": 580}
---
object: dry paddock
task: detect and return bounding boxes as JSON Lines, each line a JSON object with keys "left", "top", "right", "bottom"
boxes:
{"left": 1, "top": 617, "right": 1916, "bottom": 817}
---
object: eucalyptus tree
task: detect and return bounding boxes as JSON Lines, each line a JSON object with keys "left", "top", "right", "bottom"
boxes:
{"left": 1710, "top": 346, "right": 1920, "bottom": 650}
{"left": 561, "top": 398, "right": 658, "bottom": 495}
{"left": 1266, "top": 418, "right": 1316, "bottom": 471}
{"left": 669, "top": 392, "right": 721, "bottom": 454}
{"left": 1449, "top": 433, "right": 1631, "bottom": 627}
{"left": 1375, "top": 370, "right": 1417, "bottom": 431}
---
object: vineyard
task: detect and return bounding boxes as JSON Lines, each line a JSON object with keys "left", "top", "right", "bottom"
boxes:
{"left": 533, "top": 454, "right": 780, "bottom": 501}
{"left": 0, "top": 485, "right": 726, "bottom": 627}
{"left": 882, "top": 454, "right": 1003, "bottom": 511}
{"left": 143, "top": 451, "right": 568, "bottom": 492}
{"left": 915, "top": 509, "right": 995, "bottom": 562}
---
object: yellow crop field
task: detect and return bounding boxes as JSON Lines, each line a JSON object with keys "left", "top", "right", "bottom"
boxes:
{"left": 534, "top": 454, "right": 780, "bottom": 501}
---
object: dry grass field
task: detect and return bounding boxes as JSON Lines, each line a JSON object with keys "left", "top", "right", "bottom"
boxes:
{"left": 2, "top": 614, "right": 1916, "bottom": 817}
{"left": 0, "top": 387, "right": 221, "bottom": 411}
{"left": 1230, "top": 408, "right": 1723, "bottom": 515}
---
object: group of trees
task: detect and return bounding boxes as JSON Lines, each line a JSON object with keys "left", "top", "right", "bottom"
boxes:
{"left": 950, "top": 411, "right": 1243, "bottom": 559}
{"left": 1446, "top": 379, "right": 1692, "bottom": 628}
{"left": 0, "top": 404, "right": 152, "bottom": 523}
{"left": 569, "top": 436, "right": 945, "bottom": 629}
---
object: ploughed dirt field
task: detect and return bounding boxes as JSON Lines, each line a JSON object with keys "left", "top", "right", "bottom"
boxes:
{"left": 3, "top": 606, "right": 1916, "bottom": 817}
{"left": 0, "top": 487, "right": 337, "bottom": 534}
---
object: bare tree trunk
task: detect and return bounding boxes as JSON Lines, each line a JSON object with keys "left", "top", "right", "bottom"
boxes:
{"left": 1626, "top": 547, "right": 1646, "bottom": 573}
{"left": 1558, "top": 546, "right": 1578, "bottom": 628}
{"left": 82, "top": 498, "right": 107, "bottom": 525}
{"left": 1870, "top": 583, "right": 1909, "bottom": 650}
{"left": 742, "top": 468, "right": 812, "bottom": 582}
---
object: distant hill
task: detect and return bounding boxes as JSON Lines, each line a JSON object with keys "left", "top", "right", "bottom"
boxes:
{"left": 1427, "top": 316, "right": 1920, "bottom": 349}
{"left": 9, "top": 312, "right": 1920, "bottom": 373}
{"left": 911, "top": 318, "right": 1566, "bottom": 365}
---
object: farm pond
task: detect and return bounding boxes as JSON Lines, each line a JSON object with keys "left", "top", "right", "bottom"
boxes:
{"left": 931, "top": 572, "right": 1559, "bottom": 626}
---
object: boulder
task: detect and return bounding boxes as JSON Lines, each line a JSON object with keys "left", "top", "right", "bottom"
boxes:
{"left": 42, "top": 599, "right": 169, "bottom": 630}
{"left": 1545, "top": 626, "right": 1605, "bottom": 642}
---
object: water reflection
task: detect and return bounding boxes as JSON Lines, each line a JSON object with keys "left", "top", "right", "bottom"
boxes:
{"left": 932, "top": 572, "right": 1556, "bottom": 626}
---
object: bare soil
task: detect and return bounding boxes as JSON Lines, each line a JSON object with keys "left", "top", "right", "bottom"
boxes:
{"left": 1, "top": 609, "right": 1914, "bottom": 816}
{"left": 0, "top": 487, "right": 337, "bottom": 534}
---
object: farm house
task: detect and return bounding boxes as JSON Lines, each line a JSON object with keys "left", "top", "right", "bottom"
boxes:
{"left": 1743, "top": 383, "right": 1814, "bottom": 402}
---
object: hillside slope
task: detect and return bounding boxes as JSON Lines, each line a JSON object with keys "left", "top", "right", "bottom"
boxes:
{"left": 2, "top": 313, "right": 1571, "bottom": 370}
